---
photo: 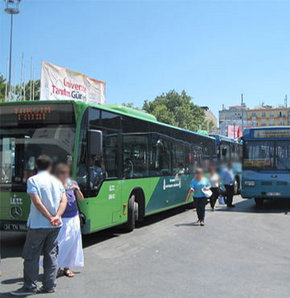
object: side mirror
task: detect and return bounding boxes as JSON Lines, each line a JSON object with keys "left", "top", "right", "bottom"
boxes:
{"left": 88, "top": 130, "right": 103, "bottom": 158}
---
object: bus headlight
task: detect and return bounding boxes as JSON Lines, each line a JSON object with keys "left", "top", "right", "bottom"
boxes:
{"left": 244, "top": 180, "right": 256, "bottom": 187}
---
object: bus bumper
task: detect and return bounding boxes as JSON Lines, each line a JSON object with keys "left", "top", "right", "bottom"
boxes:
{"left": 242, "top": 188, "right": 290, "bottom": 199}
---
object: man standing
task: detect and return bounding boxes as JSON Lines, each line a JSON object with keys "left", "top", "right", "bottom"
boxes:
{"left": 223, "top": 162, "right": 235, "bottom": 208}
{"left": 11, "top": 155, "right": 67, "bottom": 296}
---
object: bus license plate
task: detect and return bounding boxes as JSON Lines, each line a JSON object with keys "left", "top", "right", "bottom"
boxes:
{"left": 266, "top": 192, "right": 281, "bottom": 196}
{"left": 3, "top": 223, "right": 27, "bottom": 231}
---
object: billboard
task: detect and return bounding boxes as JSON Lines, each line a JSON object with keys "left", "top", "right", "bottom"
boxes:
{"left": 40, "top": 61, "right": 106, "bottom": 104}
{"left": 227, "top": 125, "right": 242, "bottom": 138}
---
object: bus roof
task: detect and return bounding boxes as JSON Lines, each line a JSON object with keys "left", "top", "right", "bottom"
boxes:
{"left": 243, "top": 126, "right": 290, "bottom": 140}
{"left": 209, "top": 134, "right": 237, "bottom": 144}
{"left": 0, "top": 100, "right": 215, "bottom": 141}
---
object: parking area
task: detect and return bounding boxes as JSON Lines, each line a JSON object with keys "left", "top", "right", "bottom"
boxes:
{"left": 1, "top": 196, "right": 290, "bottom": 298}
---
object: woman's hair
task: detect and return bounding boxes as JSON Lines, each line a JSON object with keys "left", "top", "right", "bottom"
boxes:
{"left": 54, "top": 163, "right": 70, "bottom": 175}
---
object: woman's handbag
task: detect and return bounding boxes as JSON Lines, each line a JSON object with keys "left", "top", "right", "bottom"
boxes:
{"left": 218, "top": 195, "right": 226, "bottom": 205}
{"left": 202, "top": 188, "right": 213, "bottom": 198}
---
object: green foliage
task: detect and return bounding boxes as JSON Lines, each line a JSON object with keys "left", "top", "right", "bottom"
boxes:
{"left": 143, "top": 90, "right": 207, "bottom": 131}
{"left": 0, "top": 74, "right": 6, "bottom": 102}
{"left": 0, "top": 73, "right": 40, "bottom": 101}
{"left": 121, "top": 102, "right": 142, "bottom": 110}
{"left": 14, "top": 79, "right": 40, "bottom": 101}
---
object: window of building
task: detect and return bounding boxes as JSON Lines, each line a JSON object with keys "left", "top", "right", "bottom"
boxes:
{"left": 261, "top": 112, "right": 266, "bottom": 117}
{"left": 269, "top": 119, "right": 274, "bottom": 125}
{"left": 261, "top": 120, "right": 266, "bottom": 126}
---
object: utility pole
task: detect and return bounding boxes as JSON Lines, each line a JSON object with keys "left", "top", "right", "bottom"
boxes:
{"left": 4, "top": 0, "right": 21, "bottom": 101}
{"left": 241, "top": 93, "right": 244, "bottom": 134}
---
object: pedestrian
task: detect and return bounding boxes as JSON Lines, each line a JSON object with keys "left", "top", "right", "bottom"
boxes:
{"left": 186, "top": 168, "right": 211, "bottom": 226}
{"left": 11, "top": 155, "right": 67, "bottom": 296}
{"left": 208, "top": 164, "right": 220, "bottom": 211}
{"left": 223, "top": 162, "right": 235, "bottom": 208}
{"left": 54, "top": 163, "right": 84, "bottom": 278}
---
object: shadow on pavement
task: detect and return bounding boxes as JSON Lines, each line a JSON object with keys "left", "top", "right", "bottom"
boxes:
{"left": 136, "top": 206, "right": 187, "bottom": 229}
{"left": 1, "top": 206, "right": 190, "bottom": 258}
{"left": 0, "top": 232, "right": 26, "bottom": 259}
{"left": 175, "top": 222, "right": 200, "bottom": 227}
{"left": 82, "top": 228, "right": 119, "bottom": 249}
{"left": 1, "top": 277, "right": 23, "bottom": 285}
{"left": 216, "top": 196, "right": 290, "bottom": 214}
{"left": 82, "top": 206, "right": 189, "bottom": 248}
{"left": 0, "top": 292, "right": 13, "bottom": 297}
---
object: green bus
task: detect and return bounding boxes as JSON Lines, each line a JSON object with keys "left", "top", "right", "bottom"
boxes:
{"left": 0, "top": 100, "right": 216, "bottom": 234}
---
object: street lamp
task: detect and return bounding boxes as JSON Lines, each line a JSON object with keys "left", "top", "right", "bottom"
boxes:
{"left": 4, "top": 0, "right": 21, "bottom": 101}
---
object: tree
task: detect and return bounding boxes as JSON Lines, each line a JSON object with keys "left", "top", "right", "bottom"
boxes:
{"left": 143, "top": 90, "right": 207, "bottom": 131}
{"left": 14, "top": 79, "right": 40, "bottom": 101}
{"left": 0, "top": 74, "right": 7, "bottom": 102}
{"left": 122, "top": 102, "right": 142, "bottom": 111}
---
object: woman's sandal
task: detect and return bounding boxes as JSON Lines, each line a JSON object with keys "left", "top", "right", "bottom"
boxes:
{"left": 64, "top": 269, "right": 75, "bottom": 278}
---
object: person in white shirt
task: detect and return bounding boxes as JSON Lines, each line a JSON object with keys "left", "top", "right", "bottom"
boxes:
{"left": 222, "top": 162, "right": 235, "bottom": 208}
{"left": 11, "top": 155, "right": 67, "bottom": 296}
{"left": 208, "top": 165, "right": 221, "bottom": 211}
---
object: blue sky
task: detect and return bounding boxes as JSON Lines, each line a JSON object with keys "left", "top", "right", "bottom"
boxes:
{"left": 1, "top": 0, "right": 290, "bottom": 117}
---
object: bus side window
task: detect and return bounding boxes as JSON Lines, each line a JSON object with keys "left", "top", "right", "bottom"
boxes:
{"left": 152, "top": 138, "right": 172, "bottom": 176}
{"left": 122, "top": 135, "right": 149, "bottom": 178}
{"left": 172, "top": 142, "right": 186, "bottom": 175}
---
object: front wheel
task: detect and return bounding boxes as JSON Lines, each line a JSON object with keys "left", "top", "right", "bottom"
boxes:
{"left": 125, "top": 195, "right": 139, "bottom": 232}
{"left": 255, "top": 198, "right": 264, "bottom": 208}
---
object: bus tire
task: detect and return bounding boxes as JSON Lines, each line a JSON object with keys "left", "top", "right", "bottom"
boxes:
{"left": 255, "top": 198, "right": 264, "bottom": 209}
{"left": 125, "top": 195, "right": 138, "bottom": 232}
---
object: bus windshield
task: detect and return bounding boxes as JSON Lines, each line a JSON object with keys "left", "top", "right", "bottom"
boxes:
{"left": 0, "top": 125, "right": 75, "bottom": 191}
{"left": 243, "top": 140, "right": 290, "bottom": 171}
{"left": 276, "top": 141, "right": 290, "bottom": 170}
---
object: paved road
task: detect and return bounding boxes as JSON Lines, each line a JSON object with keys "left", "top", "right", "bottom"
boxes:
{"left": 1, "top": 196, "right": 290, "bottom": 298}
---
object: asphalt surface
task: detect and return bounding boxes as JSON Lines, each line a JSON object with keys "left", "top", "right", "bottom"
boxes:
{"left": 1, "top": 196, "right": 290, "bottom": 298}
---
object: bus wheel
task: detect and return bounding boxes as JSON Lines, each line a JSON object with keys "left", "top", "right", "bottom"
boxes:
{"left": 255, "top": 198, "right": 264, "bottom": 209}
{"left": 125, "top": 195, "right": 139, "bottom": 232}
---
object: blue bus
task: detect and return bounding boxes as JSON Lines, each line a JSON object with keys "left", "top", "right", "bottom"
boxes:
{"left": 241, "top": 126, "right": 290, "bottom": 207}
{"left": 210, "top": 134, "right": 243, "bottom": 194}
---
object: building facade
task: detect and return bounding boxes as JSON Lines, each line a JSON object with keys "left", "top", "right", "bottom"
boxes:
{"left": 219, "top": 104, "right": 251, "bottom": 136}
{"left": 247, "top": 106, "right": 288, "bottom": 127}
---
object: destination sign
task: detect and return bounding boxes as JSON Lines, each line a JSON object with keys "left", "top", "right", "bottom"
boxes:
{"left": 0, "top": 103, "right": 75, "bottom": 127}
{"left": 14, "top": 106, "right": 52, "bottom": 121}
{"left": 253, "top": 129, "right": 290, "bottom": 139}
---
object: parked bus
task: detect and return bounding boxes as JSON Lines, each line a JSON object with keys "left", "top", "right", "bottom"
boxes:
{"left": 0, "top": 101, "right": 216, "bottom": 233}
{"left": 241, "top": 126, "right": 290, "bottom": 207}
{"left": 210, "top": 134, "right": 243, "bottom": 194}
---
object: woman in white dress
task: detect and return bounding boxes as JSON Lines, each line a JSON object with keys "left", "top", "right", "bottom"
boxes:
{"left": 55, "top": 164, "right": 84, "bottom": 278}
{"left": 208, "top": 164, "right": 220, "bottom": 211}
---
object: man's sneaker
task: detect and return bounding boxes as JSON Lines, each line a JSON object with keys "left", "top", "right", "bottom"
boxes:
{"left": 10, "top": 286, "right": 37, "bottom": 296}
{"left": 37, "top": 286, "right": 56, "bottom": 294}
